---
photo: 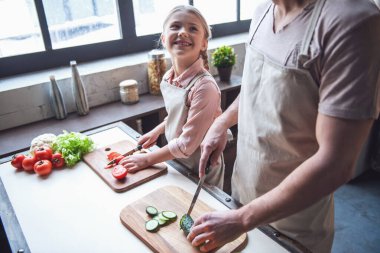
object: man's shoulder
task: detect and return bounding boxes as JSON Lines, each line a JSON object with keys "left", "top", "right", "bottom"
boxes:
{"left": 321, "top": 0, "right": 380, "bottom": 29}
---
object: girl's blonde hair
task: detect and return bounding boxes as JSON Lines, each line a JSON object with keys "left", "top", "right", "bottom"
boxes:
{"left": 162, "top": 5, "right": 212, "bottom": 70}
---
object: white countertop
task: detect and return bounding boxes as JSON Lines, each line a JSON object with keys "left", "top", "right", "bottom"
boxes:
{"left": 0, "top": 125, "right": 290, "bottom": 253}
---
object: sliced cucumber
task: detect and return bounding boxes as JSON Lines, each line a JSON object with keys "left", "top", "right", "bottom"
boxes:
{"left": 158, "top": 212, "right": 169, "bottom": 221}
{"left": 162, "top": 211, "right": 177, "bottom": 220}
{"left": 145, "top": 219, "right": 159, "bottom": 232}
{"left": 153, "top": 215, "right": 167, "bottom": 226}
{"left": 146, "top": 206, "right": 158, "bottom": 217}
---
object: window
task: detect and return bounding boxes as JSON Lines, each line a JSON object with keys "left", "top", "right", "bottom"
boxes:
{"left": 0, "top": 0, "right": 252, "bottom": 77}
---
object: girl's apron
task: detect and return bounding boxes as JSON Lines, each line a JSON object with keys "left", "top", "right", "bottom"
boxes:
{"left": 161, "top": 72, "right": 225, "bottom": 189}
{"left": 231, "top": 0, "right": 334, "bottom": 252}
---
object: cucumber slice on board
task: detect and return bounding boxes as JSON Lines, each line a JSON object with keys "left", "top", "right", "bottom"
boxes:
{"left": 162, "top": 211, "right": 177, "bottom": 220}
{"left": 145, "top": 219, "right": 159, "bottom": 232}
{"left": 153, "top": 215, "right": 167, "bottom": 226}
{"left": 146, "top": 206, "right": 158, "bottom": 217}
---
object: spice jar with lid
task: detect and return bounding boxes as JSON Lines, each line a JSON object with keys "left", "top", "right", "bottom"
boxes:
{"left": 147, "top": 49, "right": 166, "bottom": 95}
{"left": 119, "top": 79, "right": 139, "bottom": 104}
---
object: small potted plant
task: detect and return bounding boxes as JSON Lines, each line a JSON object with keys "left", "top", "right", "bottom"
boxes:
{"left": 211, "top": 45, "right": 236, "bottom": 82}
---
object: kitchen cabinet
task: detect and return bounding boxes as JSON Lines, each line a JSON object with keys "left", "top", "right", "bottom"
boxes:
{"left": 0, "top": 121, "right": 307, "bottom": 253}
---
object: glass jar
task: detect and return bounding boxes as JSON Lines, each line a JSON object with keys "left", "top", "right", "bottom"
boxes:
{"left": 147, "top": 49, "right": 166, "bottom": 95}
{"left": 119, "top": 79, "right": 139, "bottom": 104}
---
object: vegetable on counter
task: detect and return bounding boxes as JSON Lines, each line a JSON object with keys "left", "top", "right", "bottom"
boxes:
{"left": 52, "top": 131, "right": 95, "bottom": 167}
{"left": 11, "top": 154, "right": 26, "bottom": 170}
{"left": 34, "top": 160, "right": 52, "bottom": 176}
{"left": 29, "top": 133, "right": 57, "bottom": 152}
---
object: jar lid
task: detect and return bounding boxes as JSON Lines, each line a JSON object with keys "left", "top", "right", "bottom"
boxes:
{"left": 148, "top": 49, "right": 165, "bottom": 59}
{"left": 120, "top": 79, "right": 138, "bottom": 87}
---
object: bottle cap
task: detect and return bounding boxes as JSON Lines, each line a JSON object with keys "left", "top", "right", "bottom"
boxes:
{"left": 120, "top": 79, "right": 138, "bottom": 87}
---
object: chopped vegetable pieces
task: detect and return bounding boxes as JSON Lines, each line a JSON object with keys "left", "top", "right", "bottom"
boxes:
{"left": 145, "top": 219, "right": 159, "bottom": 232}
{"left": 144, "top": 206, "right": 177, "bottom": 233}
{"left": 146, "top": 206, "right": 158, "bottom": 217}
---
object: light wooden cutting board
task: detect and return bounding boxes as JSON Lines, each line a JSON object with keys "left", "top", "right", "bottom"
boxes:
{"left": 83, "top": 140, "right": 167, "bottom": 192}
{"left": 120, "top": 185, "right": 247, "bottom": 252}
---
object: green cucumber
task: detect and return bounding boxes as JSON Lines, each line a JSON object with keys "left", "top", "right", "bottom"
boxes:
{"left": 145, "top": 219, "right": 159, "bottom": 232}
{"left": 180, "top": 214, "right": 194, "bottom": 235}
{"left": 162, "top": 211, "right": 177, "bottom": 220}
{"left": 146, "top": 206, "right": 158, "bottom": 217}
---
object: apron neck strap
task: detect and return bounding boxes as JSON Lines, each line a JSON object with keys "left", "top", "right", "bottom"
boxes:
{"left": 298, "top": 0, "right": 327, "bottom": 67}
{"left": 249, "top": 2, "right": 272, "bottom": 45}
{"left": 185, "top": 72, "right": 211, "bottom": 91}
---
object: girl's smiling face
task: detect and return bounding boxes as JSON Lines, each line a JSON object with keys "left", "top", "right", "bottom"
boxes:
{"left": 161, "top": 10, "right": 208, "bottom": 68}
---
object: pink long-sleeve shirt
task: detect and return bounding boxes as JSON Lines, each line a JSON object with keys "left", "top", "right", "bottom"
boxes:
{"left": 163, "top": 58, "right": 222, "bottom": 159}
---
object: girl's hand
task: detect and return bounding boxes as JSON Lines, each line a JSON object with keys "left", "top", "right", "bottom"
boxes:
{"left": 119, "top": 153, "right": 151, "bottom": 173}
{"left": 138, "top": 129, "right": 161, "bottom": 149}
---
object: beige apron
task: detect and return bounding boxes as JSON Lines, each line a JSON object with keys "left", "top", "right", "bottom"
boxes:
{"left": 231, "top": 0, "right": 334, "bottom": 252}
{"left": 160, "top": 72, "right": 225, "bottom": 189}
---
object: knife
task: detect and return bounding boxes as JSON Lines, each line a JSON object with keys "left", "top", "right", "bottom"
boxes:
{"left": 107, "top": 144, "right": 142, "bottom": 165}
{"left": 186, "top": 160, "right": 211, "bottom": 216}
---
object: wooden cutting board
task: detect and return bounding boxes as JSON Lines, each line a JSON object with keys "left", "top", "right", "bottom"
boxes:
{"left": 120, "top": 185, "right": 247, "bottom": 252}
{"left": 83, "top": 140, "right": 167, "bottom": 192}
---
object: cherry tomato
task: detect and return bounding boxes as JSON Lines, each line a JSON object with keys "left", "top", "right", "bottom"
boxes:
{"left": 34, "top": 146, "right": 53, "bottom": 161}
{"left": 11, "top": 154, "right": 26, "bottom": 170}
{"left": 34, "top": 160, "right": 52, "bottom": 176}
{"left": 112, "top": 165, "right": 128, "bottom": 180}
{"left": 51, "top": 153, "right": 65, "bottom": 168}
{"left": 107, "top": 152, "right": 121, "bottom": 161}
{"left": 22, "top": 156, "right": 37, "bottom": 171}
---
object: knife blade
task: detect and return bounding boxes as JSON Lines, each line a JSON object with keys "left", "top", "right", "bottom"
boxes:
{"left": 107, "top": 144, "right": 142, "bottom": 165}
{"left": 186, "top": 160, "right": 211, "bottom": 216}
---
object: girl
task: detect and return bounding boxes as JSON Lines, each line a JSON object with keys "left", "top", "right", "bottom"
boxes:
{"left": 120, "top": 5, "right": 225, "bottom": 189}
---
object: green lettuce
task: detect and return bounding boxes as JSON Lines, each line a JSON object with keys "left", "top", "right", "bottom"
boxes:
{"left": 52, "top": 131, "right": 95, "bottom": 167}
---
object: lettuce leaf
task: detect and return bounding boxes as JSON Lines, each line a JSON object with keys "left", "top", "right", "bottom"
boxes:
{"left": 52, "top": 131, "right": 95, "bottom": 167}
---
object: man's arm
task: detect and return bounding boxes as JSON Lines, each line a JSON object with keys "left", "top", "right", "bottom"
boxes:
{"left": 198, "top": 95, "right": 240, "bottom": 177}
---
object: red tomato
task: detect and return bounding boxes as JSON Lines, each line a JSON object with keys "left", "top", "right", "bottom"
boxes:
{"left": 34, "top": 160, "right": 52, "bottom": 176}
{"left": 112, "top": 165, "right": 128, "bottom": 180}
{"left": 11, "top": 154, "right": 26, "bottom": 170}
{"left": 22, "top": 156, "right": 37, "bottom": 171}
{"left": 34, "top": 146, "right": 53, "bottom": 161}
{"left": 51, "top": 153, "right": 65, "bottom": 168}
{"left": 107, "top": 152, "right": 121, "bottom": 161}
{"left": 114, "top": 155, "right": 125, "bottom": 165}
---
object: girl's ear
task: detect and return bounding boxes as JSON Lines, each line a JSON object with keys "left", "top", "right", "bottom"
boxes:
{"left": 201, "top": 39, "right": 208, "bottom": 52}
{"left": 160, "top": 34, "right": 166, "bottom": 46}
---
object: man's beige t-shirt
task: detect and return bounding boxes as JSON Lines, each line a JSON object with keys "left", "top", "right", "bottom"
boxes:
{"left": 250, "top": 0, "right": 380, "bottom": 120}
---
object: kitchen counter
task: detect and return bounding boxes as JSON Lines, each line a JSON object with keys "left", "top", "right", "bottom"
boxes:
{"left": 0, "top": 121, "right": 308, "bottom": 253}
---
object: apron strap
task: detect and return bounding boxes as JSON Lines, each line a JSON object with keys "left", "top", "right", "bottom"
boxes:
{"left": 249, "top": 2, "right": 272, "bottom": 45}
{"left": 185, "top": 72, "right": 211, "bottom": 91}
{"left": 298, "top": 0, "right": 327, "bottom": 68}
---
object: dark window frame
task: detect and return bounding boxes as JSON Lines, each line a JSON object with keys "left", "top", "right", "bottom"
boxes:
{"left": 0, "top": 0, "right": 250, "bottom": 78}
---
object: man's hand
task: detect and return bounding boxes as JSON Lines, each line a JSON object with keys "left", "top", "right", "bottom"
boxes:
{"left": 199, "top": 121, "right": 228, "bottom": 178}
{"left": 187, "top": 210, "right": 246, "bottom": 252}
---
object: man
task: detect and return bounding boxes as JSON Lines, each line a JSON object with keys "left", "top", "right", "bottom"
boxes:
{"left": 187, "top": 0, "right": 380, "bottom": 252}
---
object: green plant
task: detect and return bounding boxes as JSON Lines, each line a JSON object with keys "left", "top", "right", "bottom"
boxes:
{"left": 211, "top": 45, "right": 236, "bottom": 68}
